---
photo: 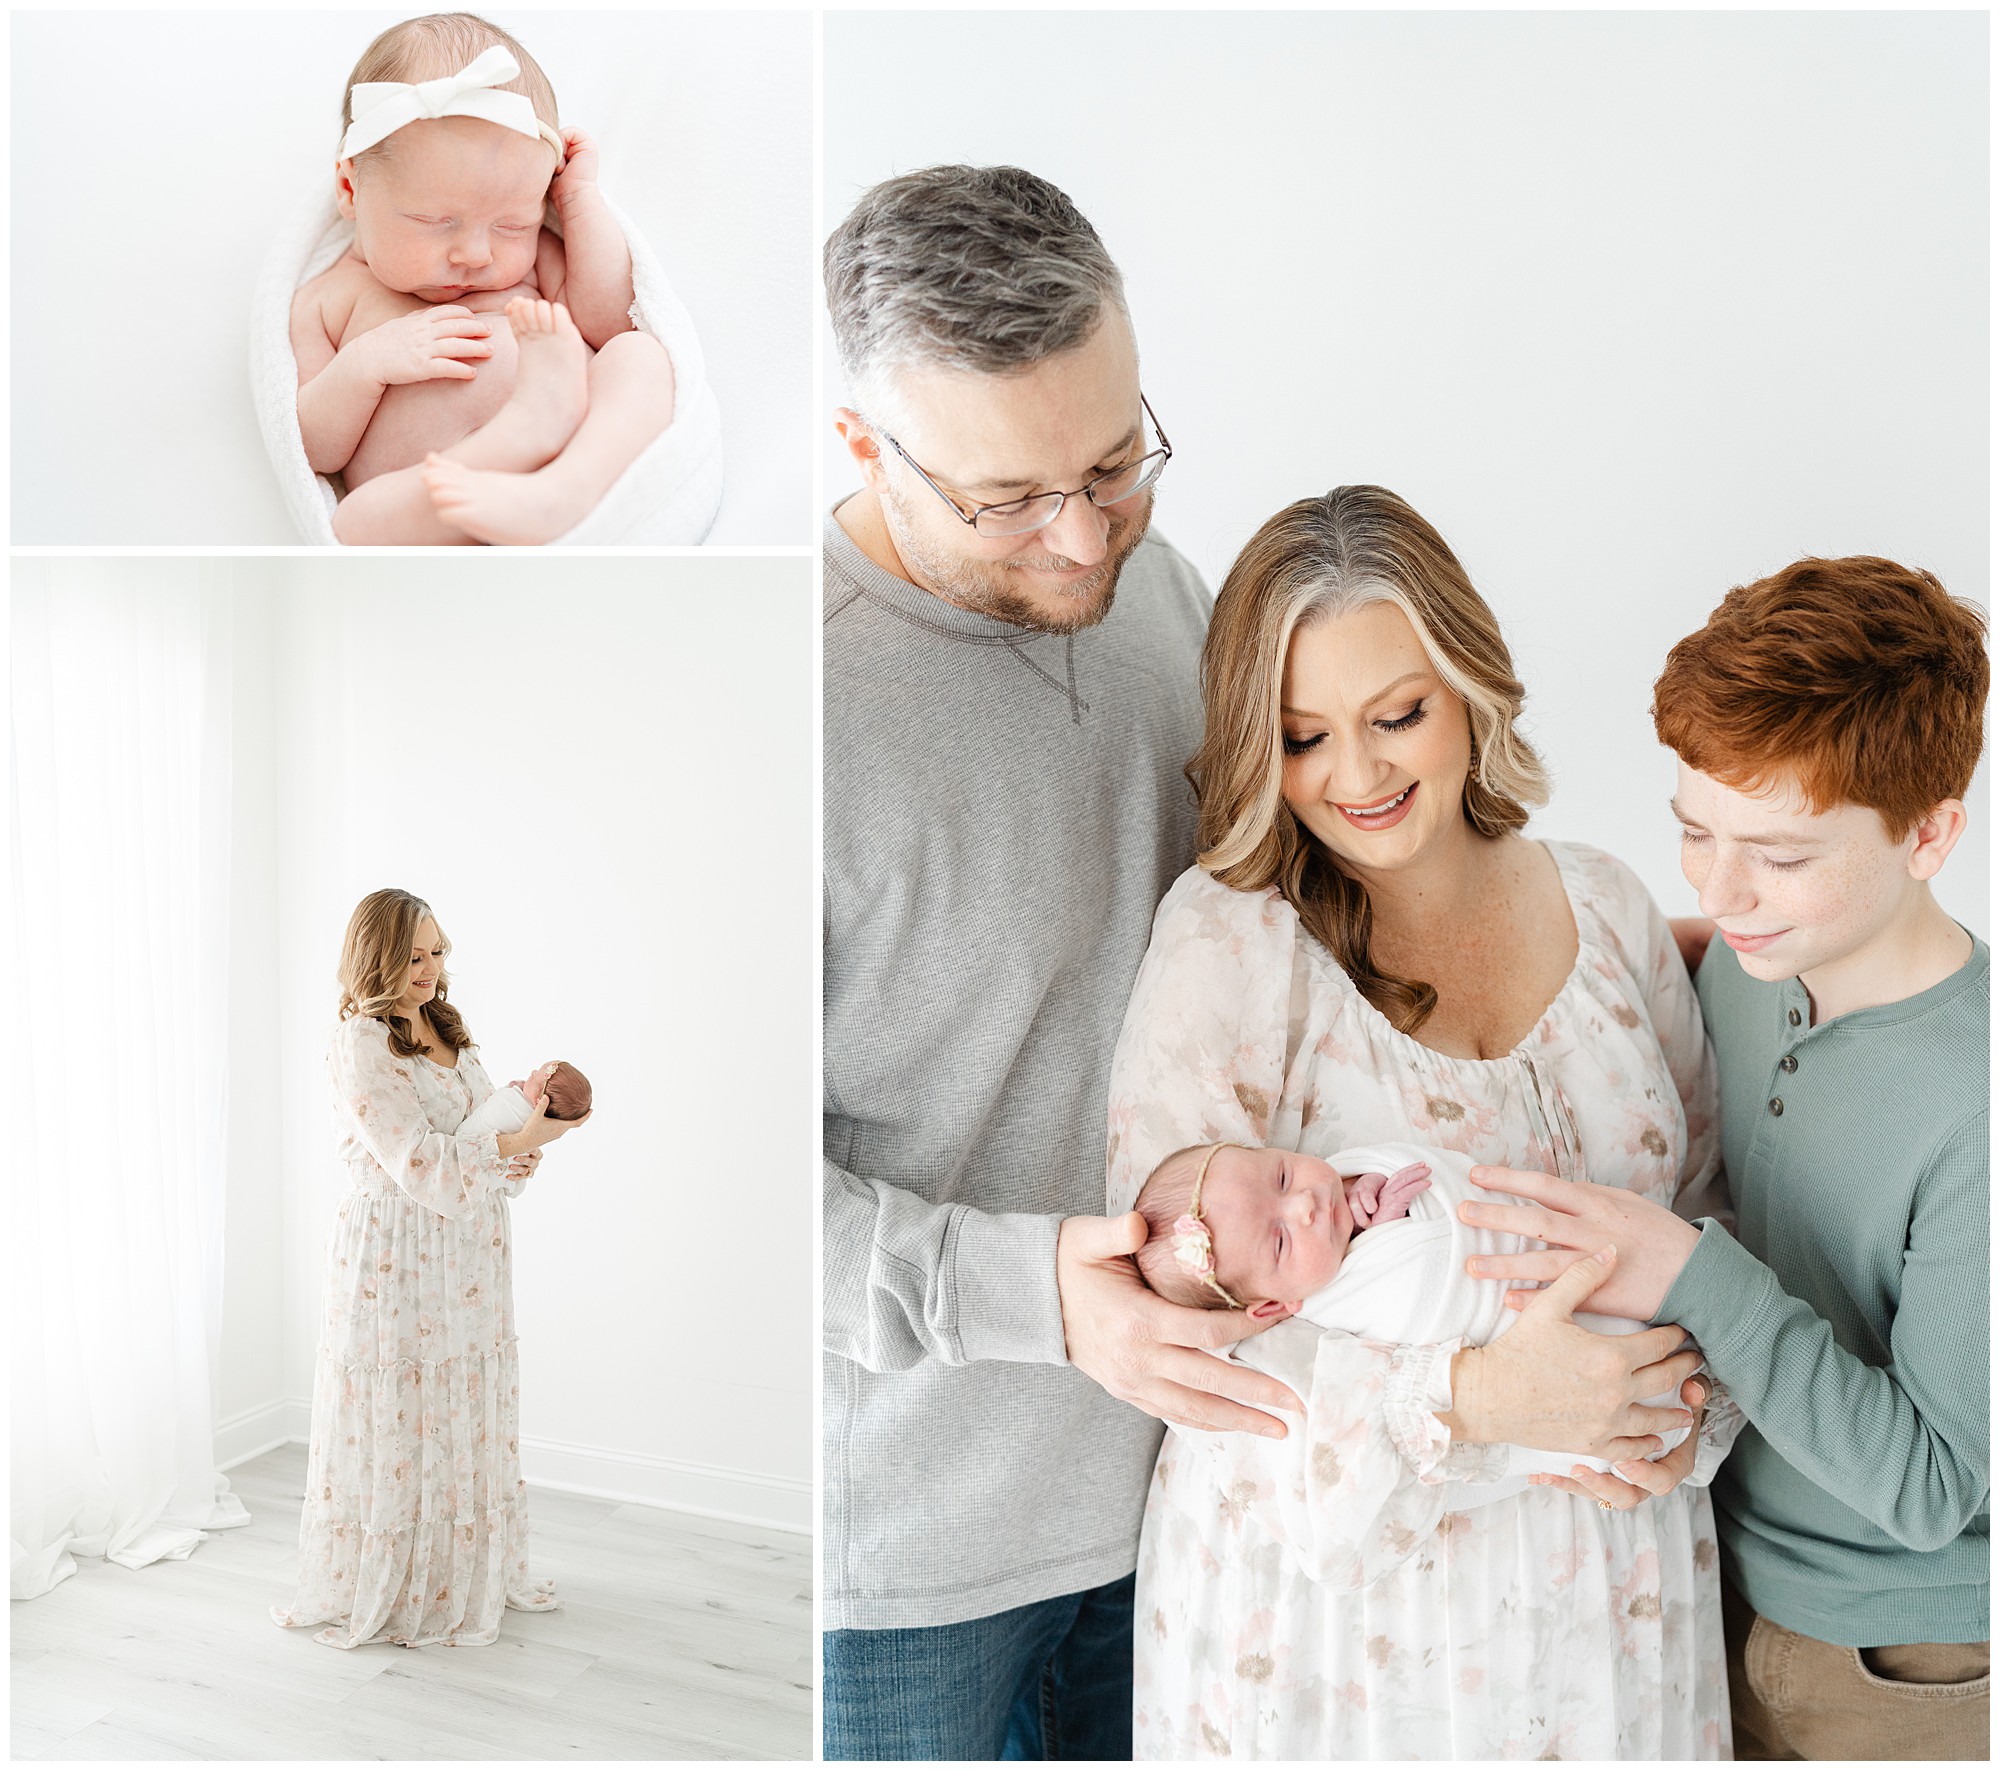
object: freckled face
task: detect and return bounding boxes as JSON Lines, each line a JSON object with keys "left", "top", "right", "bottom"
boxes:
{"left": 1672, "top": 763, "right": 1920, "bottom": 987}
{"left": 1199, "top": 1146, "right": 1355, "bottom": 1305}
{"left": 395, "top": 917, "right": 446, "bottom": 1016}
{"left": 340, "top": 117, "right": 555, "bottom": 302}
{"left": 1279, "top": 602, "right": 1474, "bottom": 880}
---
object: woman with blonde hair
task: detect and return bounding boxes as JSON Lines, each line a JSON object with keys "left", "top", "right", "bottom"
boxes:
{"left": 1105, "top": 486, "right": 1735, "bottom": 1757}
{"left": 271, "top": 887, "right": 585, "bottom": 1649}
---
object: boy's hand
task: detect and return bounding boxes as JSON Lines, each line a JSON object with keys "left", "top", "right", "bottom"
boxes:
{"left": 359, "top": 306, "right": 493, "bottom": 387}
{"left": 552, "top": 127, "right": 602, "bottom": 207}
{"left": 1462, "top": 1167, "right": 1702, "bottom": 1321}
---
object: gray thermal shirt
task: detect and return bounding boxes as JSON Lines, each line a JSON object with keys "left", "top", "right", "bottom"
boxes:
{"left": 822, "top": 507, "right": 1211, "bottom": 1630}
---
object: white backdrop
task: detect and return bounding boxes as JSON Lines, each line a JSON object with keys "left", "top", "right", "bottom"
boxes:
{"left": 824, "top": 10, "right": 1989, "bottom": 935}
{"left": 165, "top": 555, "right": 814, "bottom": 1527}
{"left": 12, "top": 9, "right": 812, "bottom": 545}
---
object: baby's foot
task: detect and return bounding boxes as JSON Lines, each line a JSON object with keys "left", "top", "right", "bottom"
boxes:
{"left": 473, "top": 299, "right": 589, "bottom": 471}
{"left": 421, "top": 454, "right": 595, "bottom": 547}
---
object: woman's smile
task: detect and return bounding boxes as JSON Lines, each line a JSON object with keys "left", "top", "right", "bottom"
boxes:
{"left": 1333, "top": 781, "right": 1418, "bottom": 831}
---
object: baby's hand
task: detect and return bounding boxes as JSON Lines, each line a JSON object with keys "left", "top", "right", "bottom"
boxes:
{"left": 1350, "top": 1161, "right": 1431, "bottom": 1227}
{"left": 551, "top": 128, "right": 601, "bottom": 206}
{"left": 360, "top": 305, "right": 494, "bottom": 387}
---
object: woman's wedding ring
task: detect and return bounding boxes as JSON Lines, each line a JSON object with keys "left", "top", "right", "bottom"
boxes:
{"left": 1598, "top": 1500, "right": 1613, "bottom": 1510}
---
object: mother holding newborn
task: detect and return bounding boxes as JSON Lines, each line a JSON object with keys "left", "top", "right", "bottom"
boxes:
{"left": 271, "top": 887, "right": 585, "bottom": 1649}
{"left": 1105, "top": 487, "right": 1737, "bottom": 1757}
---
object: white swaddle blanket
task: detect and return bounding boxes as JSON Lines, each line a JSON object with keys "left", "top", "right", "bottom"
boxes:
{"left": 459, "top": 1083, "right": 534, "bottom": 1141}
{"left": 1300, "top": 1142, "right": 1692, "bottom": 1480}
{"left": 250, "top": 184, "right": 725, "bottom": 546}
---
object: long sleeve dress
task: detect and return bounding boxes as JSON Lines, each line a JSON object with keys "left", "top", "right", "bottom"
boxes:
{"left": 1105, "top": 842, "right": 1743, "bottom": 1759}
{"left": 270, "top": 1014, "right": 559, "bottom": 1649}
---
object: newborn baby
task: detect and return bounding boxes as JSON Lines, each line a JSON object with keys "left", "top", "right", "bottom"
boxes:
{"left": 291, "top": 14, "right": 677, "bottom": 546}
{"left": 460, "top": 1058, "right": 593, "bottom": 1139}
{"left": 1133, "top": 1140, "right": 1694, "bottom": 1479}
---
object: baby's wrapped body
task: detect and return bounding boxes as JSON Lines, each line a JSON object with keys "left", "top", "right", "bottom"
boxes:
{"left": 1294, "top": 1141, "right": 1693, "bottom": 1482}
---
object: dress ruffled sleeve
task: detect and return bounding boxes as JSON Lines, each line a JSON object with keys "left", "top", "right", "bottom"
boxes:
{"left": 328, "top": 1018, "right": 510, "bottom": 1219}
{"left": 1106, "top": 868, "right": 1494, "bottom": 1589}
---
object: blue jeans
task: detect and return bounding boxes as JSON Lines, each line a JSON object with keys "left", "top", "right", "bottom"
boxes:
{"left": 823, "top": 1572, "right": 1135, "bottom": 1760}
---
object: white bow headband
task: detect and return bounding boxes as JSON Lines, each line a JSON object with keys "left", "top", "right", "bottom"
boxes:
{"left": 342, "top": 45, "right": 563, "bottom": 160}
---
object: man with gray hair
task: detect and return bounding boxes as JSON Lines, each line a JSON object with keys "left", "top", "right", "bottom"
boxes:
{"left": 822, "top": 164, "right": 1294, "bottom": 1759}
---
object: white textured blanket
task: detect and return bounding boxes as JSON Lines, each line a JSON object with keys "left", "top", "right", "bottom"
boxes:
{"left": 1298, "top": 1142, "right": 1691, "bottom": 1483}
{"left": 250, "top": 184, "right": 725, "bottom": 546}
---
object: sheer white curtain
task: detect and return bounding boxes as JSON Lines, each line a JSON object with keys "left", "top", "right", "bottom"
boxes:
{"left": 11, "top": 562, "right": 251, "bottom": 1601}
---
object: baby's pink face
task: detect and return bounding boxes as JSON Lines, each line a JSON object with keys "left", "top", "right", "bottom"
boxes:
{"left": 1199, "top": 1146, "right": 1355, "bottom": 1311}
{"left": 339, "top": 117, "right": 555, "bottom": 303}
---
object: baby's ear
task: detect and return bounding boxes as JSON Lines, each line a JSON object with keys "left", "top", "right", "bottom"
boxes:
{"left": 1246, "top": 1298, "right": 1298, "bottom": 1322}
{"left": 334, "top": 159, "right": 359, "bottom": 221}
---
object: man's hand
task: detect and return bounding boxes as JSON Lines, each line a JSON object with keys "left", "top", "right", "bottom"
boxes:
{"left": 358, "top": 305, "right": 493, "bottom": 386}
{"left": 1528, "top": 1374, "right": 1713, "bottom": 1509}
{"left": 1441, "top": 1247, "right": 1704, "bottom": 1461}
{"left": 1461, "top": 1167, "right": 1702, "bottom": 1321}
{"left": 1056, "top": 1212, "right": 1301, "bottom": 1437}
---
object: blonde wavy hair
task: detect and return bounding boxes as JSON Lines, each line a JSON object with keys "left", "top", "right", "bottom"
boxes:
{"left": 1190, "top": 485, "right": 1549, "bottom": 1034}
{"left": 337, "top": 887, "right": 474, "bottom": 1060}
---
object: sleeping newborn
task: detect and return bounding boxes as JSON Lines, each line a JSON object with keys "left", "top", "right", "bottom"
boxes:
{"left": 1133, "top": 1140, "right": 1694, "bottom": 1479}
{"left": 291, "top": 13, "right": 676, "bottom": 546}
{"left": 461, "top": 1059, "right": 593, "bottom": 1138}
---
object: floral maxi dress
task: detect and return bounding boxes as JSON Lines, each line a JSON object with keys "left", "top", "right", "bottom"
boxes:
{"left": 270, "top": 1015, "right": 558, "bottom": 1648}
{"left": 1105, "top": 843, "right": 1741, "bottom": 1759}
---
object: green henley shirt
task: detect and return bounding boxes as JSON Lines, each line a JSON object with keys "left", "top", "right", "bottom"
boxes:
{"left": 1656, "top": 929, "right": 1989, "bottom": 1647}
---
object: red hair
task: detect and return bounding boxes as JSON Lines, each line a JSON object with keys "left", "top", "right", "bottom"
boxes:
{"left": 1652, "top": 556, "right": 1987, "bottom": 836}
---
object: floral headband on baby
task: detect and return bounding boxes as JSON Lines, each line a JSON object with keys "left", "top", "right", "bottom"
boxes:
{"left": 342, "top": 46, "right": 565, "bottom": 161}
{"left": 1170, "top": 1143, "right": 1245, "bottom": 1310}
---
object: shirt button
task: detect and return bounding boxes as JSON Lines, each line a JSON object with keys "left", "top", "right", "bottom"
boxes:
{"left": 1779, "top": 1054, "right": 1798, "bottom": 1073}
{"left": 1788, "top": 1008, "right": 1802, "bottom": 1026}
{"left": 1768, "top": 1097, "right": 1785, "bottom": 1117}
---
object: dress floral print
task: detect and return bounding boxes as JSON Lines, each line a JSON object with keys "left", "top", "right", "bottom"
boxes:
{"left": 270, "top": 1015, "right": 557, "bottom": 1649}
{"left": 1106, "top": 842, "right": 1743, "bottom": 1759}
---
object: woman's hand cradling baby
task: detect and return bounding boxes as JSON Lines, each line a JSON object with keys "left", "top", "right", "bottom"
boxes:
{"left": 1527, "top": 1374, "right": 1713, "bottom": 1510}
{"left": 360, "top": 305, "right": 494, "bottom": 387}
{"left": 496, "top": 1070, "right": 589, "bottom": 1159}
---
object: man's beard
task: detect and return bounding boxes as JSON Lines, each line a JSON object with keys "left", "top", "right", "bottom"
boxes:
{"left": 881, "top": 484, "right": 1152, "bottom": 636}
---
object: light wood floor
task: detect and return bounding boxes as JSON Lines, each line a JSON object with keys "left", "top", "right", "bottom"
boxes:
{"left": 10, "top": 1444, "right": 811, "bottom": 1760}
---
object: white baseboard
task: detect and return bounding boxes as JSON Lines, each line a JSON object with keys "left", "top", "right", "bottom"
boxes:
{"left": 520, "top": 1432, "right": 811, "bottom": 1535}
{"left": 213, "top": 1399, "right": 810, "bottom": 1537}
{"left": 213, "top": 1397, "right": 309, "bottom": 1472}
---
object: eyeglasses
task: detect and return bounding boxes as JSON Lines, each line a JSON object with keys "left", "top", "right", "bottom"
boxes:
{"left": 878, "top": 394, "right": 1173, "bottom": 538}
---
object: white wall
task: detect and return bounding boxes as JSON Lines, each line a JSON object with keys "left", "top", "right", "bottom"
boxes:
{"left": 210, "top": 555, "right": 813, "bottom": 1528}
{"left": 12, "top": 9, "right": 813, "bottom": 545}
{"left": 824, "top": 9, "right": 1989, "bottom": 935}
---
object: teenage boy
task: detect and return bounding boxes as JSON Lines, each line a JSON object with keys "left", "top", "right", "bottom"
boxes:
{"left": 1465, "top": 555, "right": 1989, "bottom": 1759}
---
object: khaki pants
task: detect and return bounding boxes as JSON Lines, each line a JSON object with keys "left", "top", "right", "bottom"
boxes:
{"left": 1724, "top": 1577, "right": 1990, "bottom": 1760}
